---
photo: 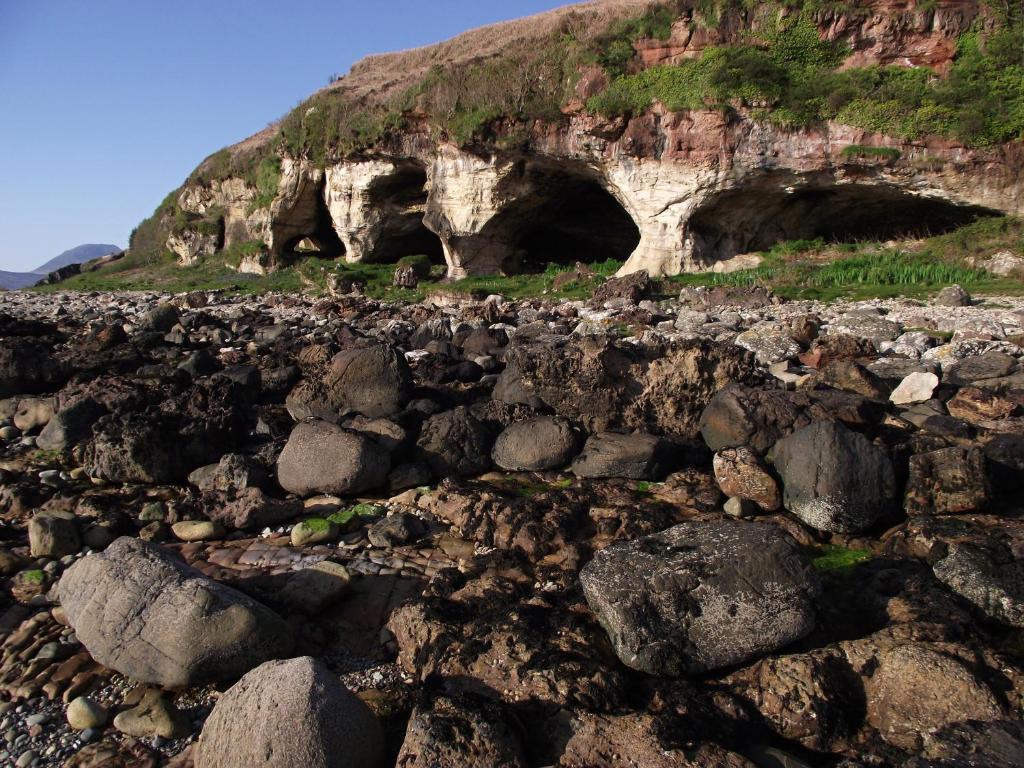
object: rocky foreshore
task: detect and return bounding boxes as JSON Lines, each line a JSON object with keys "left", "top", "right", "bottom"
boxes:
{"left": 0, "top": 280, "right": 1023, "bottom": 767}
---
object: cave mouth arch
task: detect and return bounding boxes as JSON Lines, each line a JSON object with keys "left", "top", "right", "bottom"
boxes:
{"left": 364, "top": 162, "right": 445, "bottom": 265}
{"left": 687, "top": 183, "right": 1000, "bottom": 266}
{"left": 483, "top": 163, "right": 642, "bottom": 274}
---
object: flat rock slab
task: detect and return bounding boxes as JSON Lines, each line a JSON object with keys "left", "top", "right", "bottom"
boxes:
{"left": 580, "top": 521, "right": 820, "bottom": 676}
{"left": 57, "top": 537, "right": 293, "bottom": 688}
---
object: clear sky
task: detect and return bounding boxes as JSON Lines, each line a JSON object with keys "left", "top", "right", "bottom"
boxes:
{"left": 0, "top": 0, "right": 573, "bottom": 271}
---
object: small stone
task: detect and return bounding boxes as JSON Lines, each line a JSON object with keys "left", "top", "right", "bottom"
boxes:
{"left": 15, "top": 750, "right": 36, "bottom": 768}
{"left": 290, "top": 519, "right": 339, "bottom": 547}
{"left": 66, "top": 697, "right": 107, "bottom": 730}
{"left": 28, "top": 511, "right": 80, "bottom": 559}
{"left": 113, "top": 689, "right": 190, "bottom": 739}
{"left": 724, "top": 497, "right": 758, "bottom": 518}
{"left": 171, "top": 520, "right": 224, "bottom": 542}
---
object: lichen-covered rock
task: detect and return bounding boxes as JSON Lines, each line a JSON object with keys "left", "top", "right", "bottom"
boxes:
{"left": 580, "top": 521, "right": 820, "bottom": 676}
{"left": 932, "top": 539, "right": 1024, "bottom": 628}
{"left": 774, "top": 421, "right": 897, "bottom": 533}
{"left": 712, "top": 446, "right": 781, "bottom": 511}
{"left": 195, "top": 656, "right": 382, "bottom": 768}
{"left": 57, "top": 537, "right": 293, "bottom": 688}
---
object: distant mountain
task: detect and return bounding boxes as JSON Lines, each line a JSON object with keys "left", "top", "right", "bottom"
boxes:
{"left": 32, "top": 244, "right": 121, "bottom": 274}
{"left": 0, "top": 243, "right": 123, "bottom": 290}
{"left": 0, "top": 270, "right": 44, "bottom": 290}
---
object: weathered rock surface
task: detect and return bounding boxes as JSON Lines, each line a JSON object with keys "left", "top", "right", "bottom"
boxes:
{"left": 195, "top": 657, "right": 383, "bottom": 768}
{"left": 277, "top": 419, "right": 391, "bottom": 497}
{"left": 491, "top": 416, "right": 579, "bottom": 471}
{"left": 57, "top": 537, "right": 292, "bottom": 687}
{"left": 571, "top": 432, "right": 672, "bottom": 480}
{"left": 774, "top": 421, "right": 897, "bottom": 533}
{"left": 396, "top": 697, "right": 528, "bottom": 768}
{"left": 580, "top": 521, "right": 819, "bottom": 676}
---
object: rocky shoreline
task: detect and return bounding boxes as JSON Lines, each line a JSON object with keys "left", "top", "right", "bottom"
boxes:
{"left": 0, "top": 281, "right": 1022, "bottom": 767}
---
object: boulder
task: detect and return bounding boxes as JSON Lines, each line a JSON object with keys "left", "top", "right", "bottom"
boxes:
{"left": 591, "top": 270, "right": 649, "bottom": 306}
{"left": 713, "top": 446, "right": 781, "bottom": 511}
{"left": 29, "top": 511, "right": 80, "bottom": 558}
{"left": 774, "top": 421, "right": 897, "bottom": 533}
{"left": 57, "top": 537, "right": 293, "bottom": 688}
{"left": 571, "top": 432, "right": 672, "bottom": 480}
{"left": 13, "top": 397, "right": 54, "bottom": 433}
{"left": 934, "top": 284, "right": 972, "bottom": 307}
{"left": 136, "top": 303, "right": 179, "bottom": 332}
{"left": 417, "top": 407, "right": 493, "bottom": 478}
{"left": 113, "top": 689, "right": 190, "bottom": 739}
{"left": 277, "top": 420, "right": 390, "bottom": 497}
{"left": 491, "top": 416, "right": 579, "bottom": 471}
{"left": 932, "top": 540, "right": 1024, "bottom": 628}
{"left": 36, "top": 398, "right": 106, "bottom": 452}
{"left": 206, "top": 488, "right": 304, "bottom": 531}
{"left": 194, "top": 656, "right": 382, "bottom": 768}
{"left": 734, "top": 322, "right": 801, "bottom": 365}
{"left": 867, "top": 644, "right": 1001, "bottom": 750}
{"left": 905, "top": 447, "right": 991, "bottom": 515}
{"left": 699, "top": 385, "right": 882, "bottom": 454}
{"left": 286, "top": 343, "right": 413, "bottom": 421}
{"left": 580, "top": 521, "right": 819, "bottom": 676}
{"left": 0, "top": 340, "right": 67, "bottom": 398}
{"left": 188, "top": 454, "right": 267, "bottom": 493}
{"left": 396, "top": 697, "right": 529, "bottom": 768}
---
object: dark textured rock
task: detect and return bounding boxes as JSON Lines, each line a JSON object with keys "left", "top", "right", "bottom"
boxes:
{"left": 774, "top": 421, "right": 897, "bottom": 533}
{"left": 491, "top": 416, "right": 579, "bottom": 471}
{"left": 905, "top": 447, "right": 991, "bottom": 515}
{"left": 580, "top": 521, "right": 819, "bottom": 676}
{"left": 367, "top": 512, "right": 426, "bottom": 548}
{"left": 277, "top": 420, "right": 391, "bottom": 497}
{"left": 286, "top": 343, "right": 413, "bottom": 421}
{"left": 571, "top": 432, "right": 672, "bottom": 480}
{"left": 57, "top": 537, "right": 293, "bottom": 688}
{"left": 503, "top": 336, "right": 757, "bottom": 437}
{"left": 591, "top": 270, "right": 649, "bottom": 305}
{"left": 0, "top": 340, "right": 67, "bottom": 398}
{"left": 205, "top": 488, "right": 304, "bottom": 531}
{"left": 417, "top": 407, "right": 494, "bottom": 477}
{"left": 195, "top": 657, "right": 382, "bottom": 768}
{"left": 397, "top": 697, "right": 528, "bottom": 768}
{"left": 699, "top": 384, "right": 882, "bottom": 454}
{"left": 188, "top": 454, "right": 267, "bottom": 493}
{"left": 36, "top": 398, "right": 105, "bottom": 452}
{"left": 28, "top": 510, "right": 80, "bottom": 558}
{"left": 932, "top": 539, "right": 1024, "bottom": 628}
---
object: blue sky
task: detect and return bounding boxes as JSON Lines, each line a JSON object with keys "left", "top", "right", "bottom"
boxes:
{"left": 0, "top": 0, "right": 571, "bottom": 271}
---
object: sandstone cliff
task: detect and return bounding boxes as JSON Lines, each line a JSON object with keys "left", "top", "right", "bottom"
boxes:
{"left": 143, "top": 0, "right": 1022, "bottom": 279}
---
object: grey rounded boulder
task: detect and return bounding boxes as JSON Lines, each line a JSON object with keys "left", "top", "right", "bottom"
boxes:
{"left": 571, "top": 432, "right": 671, "bottom": 480}
{"left": 491, "top": 416, "right": 579, "bottom": 471}
{"left": 57, "top": 537, "right": 293, "bottom": 688}
{"left": 195, "top": 656, "right": 382, "bottom": 768}
{"left": 580, "top": 520, "right": 820, "bottom": 676}
{"left": 773, "top": 420, "right": 897, "bottom": 533}
{"left": 277, "top": 420, "right": 390, "bottom": 497}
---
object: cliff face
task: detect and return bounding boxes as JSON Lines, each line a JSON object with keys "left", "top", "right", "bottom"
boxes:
{"left": 163, "top": 0, "right": 1023, "bottom": 278}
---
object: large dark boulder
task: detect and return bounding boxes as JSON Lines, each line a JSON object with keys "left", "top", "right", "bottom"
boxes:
{"left": 417, "top": 407, "right": 494, "bottom": 478}
{"left": 580, "top": 521, "right": 819, "bottom": 676}
{"left": 277, "top": 420, "right": 390, "bottom": 497}
{"left": 396, "top": 697, "right": 528, "bottom": 768}
{"left": 195, "top": 656, "right": 382, "bottom": 768}
{"left": 0, "top": 339, "right": 67, "bottom": 398}
{"left": 773, "top": 421, "right": 897, "bottom": 533}
{"left": 502, "top": 336, "right": 758, "bottom": 437}
{"left": 571, "top": 432, "right": 673, "bottom": 480}
{"left": 700, "top": 384, "right": 883, "bottom": 454}
{"left": 57, "top": 537, "right": 293, "bottom": 688}
{"left": 491, "top": 416, "right": 579, "bottom": 471}
{"left": 286, "top": 343, "right": 413, "bottom": 422}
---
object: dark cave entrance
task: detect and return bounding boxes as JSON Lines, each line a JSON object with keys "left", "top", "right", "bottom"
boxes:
{"left": 687, "top": 183, "right": 999, "bottom": 264}
{"left": 483, "top": 162, "right": 641, "bottom": 274}
{"left": 281, "top": 213, "right": 345, "bottom": 261}
{"left": 366, "top": 163, "right": 445, "bottom": 265}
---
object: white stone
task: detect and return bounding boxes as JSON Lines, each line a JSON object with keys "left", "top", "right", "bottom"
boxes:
{"left": 890, "top": 372, "right": 940, "bottom": 405}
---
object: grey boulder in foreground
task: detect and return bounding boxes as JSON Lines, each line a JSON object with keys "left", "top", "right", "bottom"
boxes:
{"left": 581, "top": 520, "right": 820, "bottom": 676}
{"left": 57, "top": 537, "right": 293, "bottom": 688}
{"left": 195, "top": 656, "right": 383, "bottom": 768}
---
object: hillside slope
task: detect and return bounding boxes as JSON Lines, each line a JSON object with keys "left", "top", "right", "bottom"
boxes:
{"left": 108, "top": 0, "right": 1023, "bottom": 284}
{"left": 33, "top": 244, "right": 122, "bottom": 275}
